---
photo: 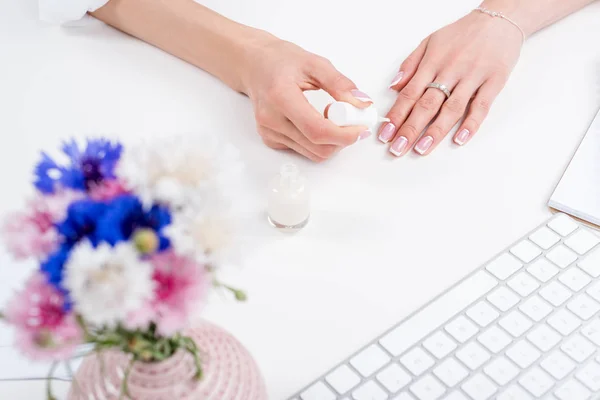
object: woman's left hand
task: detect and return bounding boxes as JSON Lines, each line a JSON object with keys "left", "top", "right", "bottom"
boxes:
{"left": 380, "top": 10, "right": 523, "bottom": 156}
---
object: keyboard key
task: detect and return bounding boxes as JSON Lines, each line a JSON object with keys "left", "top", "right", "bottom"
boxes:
{"left": 485, "top": 253, "right": 522, "bottom": 280}
{"left": 561, "top": 334, "right": 595, "bottom": 362}
{"left": 399, "top": 347, "right": 434, "bottom": 376}
{"left": 477, "top": 326, "right": 512, "bottom": 353}
{"left": 487, "top": 286, "right": 519, "bottom": 312}
{"left": 497, "top": 385, "right": 533, "bottom": 400}
{"left": 579, "top": 246, "right": 600, "bottom": 277}
{"left": 519, "top": 367, "right": 554, "bottom": 397}
{"left": 456, "top": 342, "right": 490, "bottom": 370}
{"left": 350, "top": 344, "right": 391, "bottom": 377}
{"left": 326, "top": 365, "right": 361, "bottom": 395}
{"left": 548, "top": 214, "right": 579, "bottom": 236}
{"left": 540, "top": 281, "right": 573, "bottom": 306}
{"left": 507, "top": 272, "right": 539, "bottom": 297}
{"left": 581, "top": 319, "right": 600, "bottom": 345}
{"left": 432, "top": 358, "right": 468, "bottom": 387}
{"left": 567, "top": 293, "right": 600, "bottom": 320}
{"left": 301, "top": 381, "right": 336, "bottom": 400}
{"left": 506, "top": 340, "right": 540, "bottom": 368}
{"left": 540, "top": 350, "right": 576, "bottom": 379}
{"left": 391, "top": 394, "right": 415, "bottom": 400}
{"left": 379, "top": 271, "right": 497, "bottom": 357}
{"left": 527, "top": 258, "right": 559, "bottom": 282}
{"left": 498, "top": 310, "right": 533, "bottom": 337}
{"left": 376, "top": 364, "right": 411, "bottom": 394}
{"left": 586, "top": 281, "right": 600, "bottom": 302}
{"left": 461, "top": 373, "right": 497, "bottom": 400}
{"left": 575, "top": 361, "right": 600, "bottom": 391}
{"left": 554, "top": 379, "right": 592, "bottom": 400}
{"left": 529, "top": 226, "right": 561, "bottom": 249}
{"left": 546, "top": 245, "right": 578, "bottom": 268}
{"left": 445, "top": 316, "right": 478, "bottom": 343}
{"left": 510, "top": 240, "right": 542, "bottom": 263}
{"left": 422, "top": 331, "right": 456, "bottom": 359}
{"left": 564, "top": 228, "right": 600, "bottom": 255}
{"left": 409, "top": 375, "right": 445, "bottom": 400}
{"left": 558, "top": 267, "right": 592, "bottom": 292}
{"left": 441, "top": 393, "right": 468, "bottom": 400}
{"left": 467, "top": 301, "right": 499, "bottom": 327}
{"left": 527, "top": 324, "right": 561, "bottom": 352}
{"left": 352, "top": 381, "right": 388, "bottom": 400}
{"left": 483, "top": 356, "right": 519, "bottom": 385}
{"left": 547, "top": 309, "right": 581, "bottom": 335}
{"left": 519, "top": 295, "right": 553, "bottom": 321}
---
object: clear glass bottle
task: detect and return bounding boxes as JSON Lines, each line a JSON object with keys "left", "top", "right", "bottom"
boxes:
{"left": 267, "top": 163, "right": 310, "bottom": 232}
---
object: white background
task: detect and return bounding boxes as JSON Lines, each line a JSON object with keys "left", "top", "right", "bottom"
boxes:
{"left": 0, "top": 0, "right": 600, "bottom": 398}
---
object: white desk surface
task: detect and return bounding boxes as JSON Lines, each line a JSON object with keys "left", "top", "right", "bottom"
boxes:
{"left": 1, "top": 0, "right": 600, "bottom": 398}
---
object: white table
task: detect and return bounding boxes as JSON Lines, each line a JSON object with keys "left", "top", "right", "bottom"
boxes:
{"left": 1, "top": 0, "right": 600, "bottom": 398}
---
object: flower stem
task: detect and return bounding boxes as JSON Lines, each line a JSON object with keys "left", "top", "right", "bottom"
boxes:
{"left": 213, "top": 279, "right": 247, "bottom": 301}
{"left": 182, "top": 337, "right": 203, "bottom": 380}
{"left": 119, "top": 357, "right": 136, "bottom": 400}
{"left": 46, "top": 362, "right": 59, "bottom": 400}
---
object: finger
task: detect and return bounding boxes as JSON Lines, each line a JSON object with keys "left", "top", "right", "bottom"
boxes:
{"left": 277, "top": 86, "right": 369, "bottom": 146}
{"left": 276, "top": 117, "right": 343, "bottom": 159}
{"left": 416, "top": 80, "right": 480, "bottom": 155}
{"left": 453, "top": 78, "right": 504, "bottom": 146}
{"left": 389, "top": 37, "right": 430, "bottom": 91}
{"left": 260, "top": 126, "right": 334, "bottom": 163}
{"left": 389, "top": 77, "right": 459, "bottom": 157}
{"left": 379, "top": 67, "right": 436, "bottom": 144}
{"left": 306, "top": 56, "right": 372, "bottom": 109}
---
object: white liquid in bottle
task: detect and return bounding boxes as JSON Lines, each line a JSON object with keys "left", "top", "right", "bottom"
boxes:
{"left": 267, "top": 163, "right": 310, "bottom": 232}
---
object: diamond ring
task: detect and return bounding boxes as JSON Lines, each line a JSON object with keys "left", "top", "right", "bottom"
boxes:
{"left": 426, "top": 82, "right": 451, "bottom": 98}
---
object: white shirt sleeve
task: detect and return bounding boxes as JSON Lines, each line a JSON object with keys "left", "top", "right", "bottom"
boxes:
{"left": 39, "top": 0, "right": 110, "bottom": 25}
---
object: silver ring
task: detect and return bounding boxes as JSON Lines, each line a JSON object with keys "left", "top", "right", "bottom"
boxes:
{"left": 426, "top": 82, "right": 451, "bottom": 98}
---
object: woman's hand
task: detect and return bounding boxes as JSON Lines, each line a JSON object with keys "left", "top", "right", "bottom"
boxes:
{"left": 380, "top": 10, "right": 523, "bottom": 157}
{"left": 239, "top": 32, "right": 373, "bottom": 162}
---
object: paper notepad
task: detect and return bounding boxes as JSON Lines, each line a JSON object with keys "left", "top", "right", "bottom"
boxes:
{"left": 549, "top": 108, "right": 600, "bottom": 226}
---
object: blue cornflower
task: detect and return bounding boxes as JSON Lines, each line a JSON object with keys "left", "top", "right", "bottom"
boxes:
{"left": 41, "top": 244, "right": 71, "bottom": 290}
{"left": 96, "top": 195, "right": 172, "bottom": 250}
{"left": 34, "top": 138, "right": 123, "bottom": 194}
{"left": 55, "top": 199, "right": 107, "bottom": 246}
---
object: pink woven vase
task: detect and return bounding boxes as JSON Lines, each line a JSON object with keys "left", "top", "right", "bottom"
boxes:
{"left": 67, "top": 321, "right": 268, "bottom": 400}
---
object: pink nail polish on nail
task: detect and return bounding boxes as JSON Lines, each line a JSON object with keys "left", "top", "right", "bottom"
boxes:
{"left": 454, "top": 129, "right": 471, "bottom": 146}
{"left": 357, "top": 130, "right": 372, "bottom": 142}
{"left": 389, "top": 136, "right": 408, "bottom": 156}
{"left": 415, "top": 136, "right": 433, "bottom": 155}
{"left": 350, "top": 89, "right": 373, "bottom": 103}
{"left": 389, "top": 71, "right": 404, "bottom": 88}
{"left": 378, "top": 122, "right": 396, "bottom": 143}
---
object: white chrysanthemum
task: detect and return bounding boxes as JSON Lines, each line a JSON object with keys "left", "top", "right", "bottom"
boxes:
{"left": 117, "top": 134, "right": 243, "bottom": 216}
{"left": 64, "top": 242, "right": 155, "bottom": 328}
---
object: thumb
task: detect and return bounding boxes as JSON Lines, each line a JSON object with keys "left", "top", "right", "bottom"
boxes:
{"left": 307, "top": 57, "right": 373, "bottom": 109}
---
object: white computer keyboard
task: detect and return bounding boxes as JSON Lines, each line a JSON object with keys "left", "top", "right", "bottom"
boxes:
{"left": 289, "top": 213, "right": 600, "bottom": 400}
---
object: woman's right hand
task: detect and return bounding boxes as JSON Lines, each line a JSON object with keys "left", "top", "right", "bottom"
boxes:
{"left": 239, "top": 31, "right": 373, "bottom": 162}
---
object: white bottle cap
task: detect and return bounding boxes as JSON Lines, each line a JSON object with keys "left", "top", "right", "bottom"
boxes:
{"left": 326, "top": 101, "right": 390, "bottom": 130}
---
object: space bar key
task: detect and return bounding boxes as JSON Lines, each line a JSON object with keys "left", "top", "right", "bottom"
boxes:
{"left": 379, "top": 270, "right": 498, "bottom": 357}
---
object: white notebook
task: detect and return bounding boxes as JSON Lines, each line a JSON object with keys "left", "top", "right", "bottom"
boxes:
{"left": 549, "top": 107, "right": 600, "bottom": 226}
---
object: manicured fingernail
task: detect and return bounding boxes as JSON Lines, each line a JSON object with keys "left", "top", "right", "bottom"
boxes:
{"left": 378, "top": 122, "right": 396, "bottom": 143}
{"left": 389, "top": 136, "right": 408, "bottom": 157}
{"left": 454, "top": 129, "right": 471, "bottom": 146}
{"left": 351, "top": 89, "right": 373, "bottom": 103}
{"left": 415, "top": 136, "right": 433, "bottom": 155}
{"left": 356, "top": 130, "right": 372, "bottom": 142}
{"left": 389, "top": 71, "right": 404, "bottom": 88}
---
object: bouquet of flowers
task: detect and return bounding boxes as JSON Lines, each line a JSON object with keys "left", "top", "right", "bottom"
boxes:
{"left": 0, "top": 136, "right": 246, "bottom": 399}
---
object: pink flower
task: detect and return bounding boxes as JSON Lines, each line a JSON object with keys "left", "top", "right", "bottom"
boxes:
{"left": 2, "top": 190, "right": 84, "bottom": 260}
{"left": 5, "top": 273, "right": 83, "bottom": 360}
{"left": 126, "top": 250, "right": 209, "bottom": 336}
{"left": 88, "top": 179, "right": 129, "bottom": 201}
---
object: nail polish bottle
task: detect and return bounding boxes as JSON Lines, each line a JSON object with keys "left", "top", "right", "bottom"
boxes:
{"left": 326, "top": 101, "right": 390, "bottom": 133}
{"left": 268, "top": 163, "right": 310, "bottom": 232}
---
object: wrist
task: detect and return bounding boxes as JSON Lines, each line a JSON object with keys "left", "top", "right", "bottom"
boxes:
{"left": 478, "top": 0, "right": 537, "bottom": 37}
